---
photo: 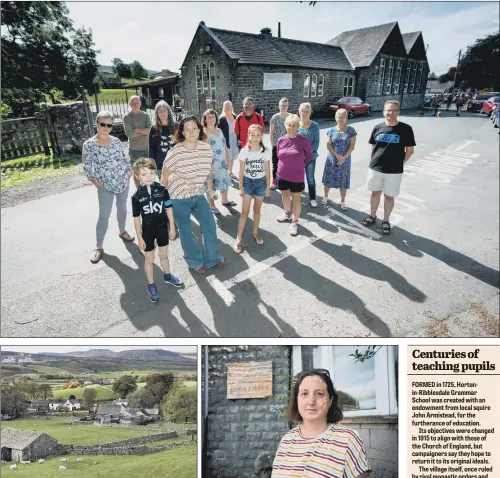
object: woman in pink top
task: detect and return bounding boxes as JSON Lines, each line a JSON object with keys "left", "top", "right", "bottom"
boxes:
{"left": 276, "top": 114, "right": 312, "bottom": 236}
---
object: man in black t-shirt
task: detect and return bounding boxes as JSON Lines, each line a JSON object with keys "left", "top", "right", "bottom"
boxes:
{"left": 362, "top": 100, "right": 415, "bottom": 234}
{"left": 131, "top": 158, "right": 183, "bottom": 302}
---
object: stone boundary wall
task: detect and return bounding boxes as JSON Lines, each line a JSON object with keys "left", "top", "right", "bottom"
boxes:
{"left": 57, "top": 439, "right": 194, "bottom": 456}
{"left": 93, "top": 422, "right": 196, "bottom": 434}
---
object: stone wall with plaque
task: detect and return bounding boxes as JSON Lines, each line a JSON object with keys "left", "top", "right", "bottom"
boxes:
{"left": 227, "top": 361, "right": 273, "bottom": 399}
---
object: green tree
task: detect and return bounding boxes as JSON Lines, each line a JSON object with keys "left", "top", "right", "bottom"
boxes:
{"left": 82, "top": 388, "right": 97, "bottom": 411}
{"left": 38, "top": 384, "right": 53, "bottom": 400}
{"left": 162, "top": 385, "right": 196, "bottom": 423}
{"left": 112, "top": 375, "right": 137, "bottom": 398}
{"left": 129, "top": 60, "right": 148, "bottom": 79}
{"left": 69, "top": 394, "right": 76, "bottom": 400}
{"left": 112, "top": 58, "right": 131, "bottom": 78}
{"left": 126, "top": 388, "right": 157, "bottom": 408}
{"left": 438, "top": 32, "right": 500, "bottom": 90}
{"left": 1, "top": 388, "right": 28, "bottom": 418}
{"left": 1, "top": 1, "right": 99, "bottom": 111}
{"left": 428, "top": 72, "right": 438, "bottom": 80}
{"left": 145, "top": 373, "right": 175, "bottom": 404}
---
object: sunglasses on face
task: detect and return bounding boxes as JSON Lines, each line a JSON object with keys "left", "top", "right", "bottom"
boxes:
{"left": 99, "top": 122, "right": 113, "bottom": 128}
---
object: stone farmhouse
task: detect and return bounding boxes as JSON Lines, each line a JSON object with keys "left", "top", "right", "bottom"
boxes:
{"left": 96, "top": 404, "right": 160, "bottom": 424}
{"left": 179, "top": 21, "right": 428, "bottom": 118}
{"left": 29, "top": 398, "right": 83, "bottom": 412}
{"left": 1, "top": 428, "right": 58, "bottom": 462}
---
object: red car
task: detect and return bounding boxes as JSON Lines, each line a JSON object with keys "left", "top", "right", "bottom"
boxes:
{"left": 325, "top": 96, "right": 371, "bottom": 118}
{"left": 481, "top": 97, "right": 500, "bottom": 116}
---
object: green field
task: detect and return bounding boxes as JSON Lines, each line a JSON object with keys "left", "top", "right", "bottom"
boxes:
{"left": 51, "top": 385, "right": 117, "bottom": 400}
{"left": 0, "top": 445, "right": 196, "bottom": 478}
{"left": 1, "top": 419, "right": 172, "bottom": 446}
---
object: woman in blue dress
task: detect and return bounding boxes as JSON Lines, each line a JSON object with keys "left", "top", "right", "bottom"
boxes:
{"left": 202, "top": 109, "right": 236, "bottom": 214}
{"left": 321, "top": 108, "right": 357, "bottom": 210}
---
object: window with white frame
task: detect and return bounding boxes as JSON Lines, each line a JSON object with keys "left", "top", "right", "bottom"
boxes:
{"left": 348, "top": 76, "right": 354, "bottom": 96}
{"left": 410, "top": 62, "right": 418, "bottom": 93}
{"left": 393, "top": 60, "right": 402, "bottom": 94}
{"left": 318, "top": 74, "right": 324, "bottom": 97}
{"left": 385, "top": 59, "right": 394, "bottom": 94}
{"left": 195, "top": 64, "right": 202, "bottom": 96}
{"left": 209, "top": 61, "right": 216, "bottom": 99}
{"left": 343, "top": 76, "right": 349, "bottom": 96}
{"left": 292, "top": 345, "right": 398, "bottom": 417}
{"left": 404, "top": 61, "right": 412, "bottom": 93}
{"left": 417, "top": 63, "right": 424, "bottom": 92}
{"left": 158, "top": 87, "right": 164, "bottom": 98}
{"left": 201, "top": 62, "right": 209, "bottom": 95}
{"left": 377, "top": 58, "right": 386, "bottom": 95}
{"left": 303, "top": 74, "right": 310, "bottom": 97}
{"left": 311, "top": 74, "right": 317, "bottom": 97}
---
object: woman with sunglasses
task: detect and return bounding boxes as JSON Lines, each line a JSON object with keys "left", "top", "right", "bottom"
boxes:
{"left": 83, "top": 111, "right": 135, "bottom": 264}
{"left": 272, "top": 369, "right": 370, "bottom": 477}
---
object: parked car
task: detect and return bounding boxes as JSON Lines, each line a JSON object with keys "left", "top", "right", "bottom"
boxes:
{"left": 480, "top": 97, "right": 500, "bottom": 116}
{"left": 324, "top": 96, "right": 371, "bottom": 118}
{"left": 424, "top": 95, "right": 432, "bottom": 107}
{"left": 468, "top": 93, "right": 499, "bottom": 112}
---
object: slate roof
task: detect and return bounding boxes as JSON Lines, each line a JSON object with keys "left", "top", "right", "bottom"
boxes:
{"left": 1, "top": 428, "right": 49, "bottom": 450}
{"left": 326, "top": 22, "right": 397, "bottom": 68}
{"left": 402, "top": 32, "right": 421, "bottom": 54}
{"left": 200, "top": 24, "right": 353, "bottom": 71}
{"left": 96, "top": 404, "right": 123, "bottom": 416}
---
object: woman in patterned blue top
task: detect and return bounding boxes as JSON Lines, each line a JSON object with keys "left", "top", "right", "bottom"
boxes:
{"left": 202, "top": 109, "right": 235, "bottom": 215}
{"left": 321, "top": 108, "right": 357, "bottom": 210}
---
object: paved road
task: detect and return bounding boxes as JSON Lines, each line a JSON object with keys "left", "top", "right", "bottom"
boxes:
{"left": 2, "top": 109, "right": 499, "bottom": 337}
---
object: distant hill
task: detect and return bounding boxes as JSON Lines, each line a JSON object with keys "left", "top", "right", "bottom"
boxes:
{"left": 98, "top": 65, "right": 164, "bottom": 76}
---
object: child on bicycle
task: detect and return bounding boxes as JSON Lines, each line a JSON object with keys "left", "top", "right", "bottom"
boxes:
{"left": 131, "top": 158, "right": 183, "bottom": 302}
{"left": 233, "top": 125, "right": 271, "bottom": 253}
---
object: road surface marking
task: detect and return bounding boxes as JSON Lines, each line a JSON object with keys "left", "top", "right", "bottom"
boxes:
{"left": 207, "top": 276, "right": 235, "bottom": 306}
{"left": 454, "top": 140, "right": 479, "bottom": 152}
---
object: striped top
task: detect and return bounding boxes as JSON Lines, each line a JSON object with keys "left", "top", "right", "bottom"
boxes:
{"left": 163, "top": 141, "right": 212, "bottom": 199}
{"left": 272, "top": 424, "right": 371, "bottom": 478}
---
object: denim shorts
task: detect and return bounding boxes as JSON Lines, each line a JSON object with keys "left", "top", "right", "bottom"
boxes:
{"left": 243, "top": 176, "right": 267, "bottom": 197}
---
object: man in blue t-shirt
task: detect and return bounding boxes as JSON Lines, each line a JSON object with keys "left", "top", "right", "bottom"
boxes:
{"left": 362, "top": 100, "right": 415, "bottom": 234}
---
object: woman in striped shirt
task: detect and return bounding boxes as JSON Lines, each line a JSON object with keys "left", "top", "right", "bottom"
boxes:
{"left": 272, "top": 369, "right": 371, "bottom": 478}
{"left": 162, "top": 116, "right": 227, "bottom": 273}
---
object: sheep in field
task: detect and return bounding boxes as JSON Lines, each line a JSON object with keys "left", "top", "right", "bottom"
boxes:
{"left": 59, "top": 465, "right": 68, "bottom": 470}
{"left": 9, "top": 464, "right": 17, "bottom": 470}
{"left": 38, "top": 459, "right": 45, "bottom": 464}
{"left": 60, "top": 458, "right": 69, "bottom": 462}
{"left": 20, "top": 460, "right": 31, "bottom": 464}
{"left": 76, "top": 458, "right": 84, "bottom": 462}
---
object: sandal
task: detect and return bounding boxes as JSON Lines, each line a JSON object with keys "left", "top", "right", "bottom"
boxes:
{"left": 381, "top": 220, "right": 391, "bottom": 234}
{"left": 222, "top": 201, "right": 237, "bottom": 207}
{"left": 252, "top": 233, "right": 264, "bottom": 245}
{"left": 90, "top": 248, "right": 103, "bottom": 264}
{"left": 233, "top": 241, "right": 244, "bottom": 254}
{"left": 193, "top": 265, "right": 206, "bottom": 273}
{"left": 211, "top": 208, "right": 221, "bottom": 215}
{"left": 119, "top": 231, "right": 135, "bottom": 242}
{"left": 362, "top": 215, "right": 377, "bottom": 226}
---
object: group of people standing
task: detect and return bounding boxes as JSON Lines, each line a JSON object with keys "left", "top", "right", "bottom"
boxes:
{"left": 82, "top": 94, "right": 415, "bottom": 302}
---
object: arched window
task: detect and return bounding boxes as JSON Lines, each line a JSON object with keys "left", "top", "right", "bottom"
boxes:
{"left": 201, "top": 62, "right": 209, "bottom": 95}
{"left": 311, "top": 74, "right": 317, "bottom": 97}
{"left": 303, "top": 74, "right": 310, "bottom": 97}
{"left": 318, "top": 74, "right": 325, "bottom": 97}
{"left": 209, "top": 61, "right": 216, "bottom": 99}
{"left": 343, "top": 76, "right": 349, "bottom": 96}
{"left": 377, "top": 58, "right": 386, "bottom": 95}
{"left": 195, "top": 65, "right": 202, "bottom": 96}
{"left": 348, "top": 77, "right": 354, "bottom": 96}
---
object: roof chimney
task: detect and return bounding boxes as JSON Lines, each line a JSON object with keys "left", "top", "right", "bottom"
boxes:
{"left": 260, "top": 27, "right": 272, "bottom": 38}
{"left": 278, "top": 22, "right": 281, "bottom": 38}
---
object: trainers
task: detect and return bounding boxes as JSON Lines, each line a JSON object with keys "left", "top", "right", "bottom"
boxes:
{"left": 147, "top": 283, "right": 159, "bottom": 303}
{"left": 340, "top": 202, "right": 348, "bottom": 211}
{"left": 290, "top": 222, "right": 298, "bottom": 236}
{"left": 321, "top": 197, "right": 328, "bottom": 206}
{"left": 277, "top": 211, "right": 292, "bottom": 222}
{"left": 310, "top": 199, "right": 318, "bottom": 208}
{"left": 164, "top": 273, "right": 183, "bottom": 288}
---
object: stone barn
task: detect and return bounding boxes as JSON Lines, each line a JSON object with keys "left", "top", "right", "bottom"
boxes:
{"left": 1, "top": 428, "right": 58, "bottom": 462}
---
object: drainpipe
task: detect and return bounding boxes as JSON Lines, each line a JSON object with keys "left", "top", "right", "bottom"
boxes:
{"left": 399, "top": 58, "right": 407, "bottom": 110}
{"left": 202, "top": 346, "right": 209, "bottom": 478}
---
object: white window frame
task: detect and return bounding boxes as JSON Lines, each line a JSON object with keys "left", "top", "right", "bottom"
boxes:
{"left": 377, "top": 58, "right": 386, "bottom": 95}
{"left": 303, "top": 74, "right": 310, "bottom": 97}
{"left": 158, "top": 87, "right": 164, "bottom": 97}
{"left": 404, "top": 61, "right": 412, "bottom": 93}
{"left": 348, "top": 76, "right": 354, "bottom": 96}
{"left": 343, "top": 76, "right": 349, "bottom": 96}
{"left": 318, "top": 74, "right": 324, "bottom": 97}
{"left": 209, "top": 61, "right": 216, "bottom": 99}
{"left": 393, "top": 60, "right": 402, "bottom": 94}
{"left": 201, "top": 62, "right": 209, "bottom": 95}
{"left": 311, "top": 74, "right": 317, "bottom": 98}
{"left": 195, "top": 64, "right": 202, "bottom": 96}
{"left": 385, "top": 59, "right": 394, "bottom": 94}
{"left": 417, "top": 63, "right": 424, "bottom": 93}
{"left": 292, "top": 345, "right": 398, "bottom": 417}
{"left": 410, "top": 62, "right": 418, "bottom": 93}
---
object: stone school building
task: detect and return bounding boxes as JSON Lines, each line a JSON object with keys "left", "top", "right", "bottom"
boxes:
{"left": 202, "top": 345, "right": 399, "bottom": 478}
{"left": 180, "top": 21, "right": 428, "bottom": 118}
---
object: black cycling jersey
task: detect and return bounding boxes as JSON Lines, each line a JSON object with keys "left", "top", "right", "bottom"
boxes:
{"left": 131, "top": 182, "right": 172, "bottom": 230}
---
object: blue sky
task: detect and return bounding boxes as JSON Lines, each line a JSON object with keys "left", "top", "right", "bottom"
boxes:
{"left": 66, "top": 1, "right": 499, "bottom": 75}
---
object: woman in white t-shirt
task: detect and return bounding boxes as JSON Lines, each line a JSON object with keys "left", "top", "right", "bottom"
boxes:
{"left": 234, "top": 125, "right": 271, "bottom": 253}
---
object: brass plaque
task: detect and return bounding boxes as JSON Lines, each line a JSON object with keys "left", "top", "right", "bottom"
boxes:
{"left": 227, "top": 361, "right": 273, "bottom": 399}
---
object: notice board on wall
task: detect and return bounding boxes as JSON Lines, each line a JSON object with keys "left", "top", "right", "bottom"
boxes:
{"left": 227, "top": 361, "right": 273, "bottom": 399}
{"left": 263, "top": 73, "right": 292, "bottom": 90}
